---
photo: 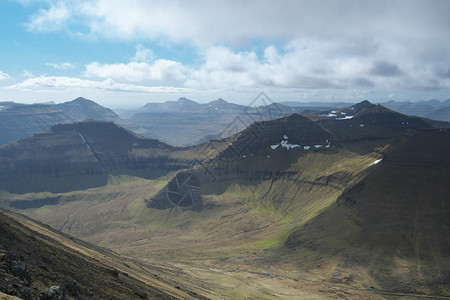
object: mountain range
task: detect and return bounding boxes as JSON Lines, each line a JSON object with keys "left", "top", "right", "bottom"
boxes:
{"left": 2, "top": 97, "right": 450, "bottom": 148}
{"left": 381, "top": 99, "right": 450, "bottom": 122}
{"left": 0, "top": 98, "right": 449, "bottom": 298}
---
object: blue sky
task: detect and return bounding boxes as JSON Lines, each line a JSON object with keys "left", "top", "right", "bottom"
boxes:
{"left": 1, "top": 0, "right": 450, "bottom": 108}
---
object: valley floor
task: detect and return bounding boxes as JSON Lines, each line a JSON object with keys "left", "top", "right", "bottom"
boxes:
{"left": 4, "top": 173, "right": 449, "bottom": 299}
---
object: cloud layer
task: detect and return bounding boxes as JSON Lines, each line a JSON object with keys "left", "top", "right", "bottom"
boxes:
{"left": 6, "top": 0, "right": 450, "bottom": 103}
{"left": 25, "top": 0, "right": 450, "bottom": 47}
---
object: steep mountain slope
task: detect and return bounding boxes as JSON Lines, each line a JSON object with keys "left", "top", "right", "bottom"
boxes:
{"left": 285, "top": 128, "right": 450, "bottom": 295}
{"left": 0, "top": 208, "right": 197, "bottom": 299}
{"left": 183, "top": 101, "right": 433, "bottom": 191}
{"left": 0, "top": 120, "right": 192, "bottom": 193}
{"left": 0, "top": 104, "right": 73, "bottom": 146}
{"left": 317, "top": 100, "right": 432, "bottom": 154}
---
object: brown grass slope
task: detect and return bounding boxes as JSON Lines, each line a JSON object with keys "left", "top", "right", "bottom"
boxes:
{"left": 0, "top": 208, "right": 202, "bottom": 299}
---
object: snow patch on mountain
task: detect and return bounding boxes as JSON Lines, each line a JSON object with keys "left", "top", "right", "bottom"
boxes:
{"left": 370, "top": 158, "right": 383, "bottom": 166}
{"left": 79, "top": 133, "right": 91, "bottom": 150}
{"left": 270, "top": 134, "right": 300, "bottom": 150}
{"left": 336, "top": 115, "right": 354, "bottom": 120}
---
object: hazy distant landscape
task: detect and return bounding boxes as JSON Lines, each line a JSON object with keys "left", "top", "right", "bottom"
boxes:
{"left": 1, "top": 1, "right": 450, "bottom": 299}
{"left": 2, "top": 96, "right": 450, "bottom": 147}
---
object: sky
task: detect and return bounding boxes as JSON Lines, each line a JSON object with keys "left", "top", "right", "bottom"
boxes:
{"left": 0, "top": 0, "right": 449, "bottom": 108}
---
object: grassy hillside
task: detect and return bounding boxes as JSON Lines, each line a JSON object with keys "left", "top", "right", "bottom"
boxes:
{"left": 0, "top": 208, "right": 202, "bottom": 299}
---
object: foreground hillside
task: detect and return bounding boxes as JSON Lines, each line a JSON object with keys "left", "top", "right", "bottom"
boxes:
{"left": 1, "top": 101, "right": 449, "bottom": 298}
{"left": 0, "top": 209, "right": 200, "bottom": 299}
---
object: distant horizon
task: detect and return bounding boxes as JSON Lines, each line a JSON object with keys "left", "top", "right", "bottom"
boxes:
{"left": 2, "top": 95, "right": 450, "bottom": 110}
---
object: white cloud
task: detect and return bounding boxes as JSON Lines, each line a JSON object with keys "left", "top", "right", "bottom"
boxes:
{"left": 0, "top": 71, "right": 10, "bottom": 81}
{"left": 149, "top": 59, "right": 186, "bottom": 81}
{"left": 84, "top": 59, "right": 186, "bottom": 82}
{"left": 6, "top": 76, "right": 192, "bottom": 93}
{"left": 23, "top": 70, "right": 34, "bottom": 78}
{"left": 185, "top": 44, "right": 450, "bottom": 92}
{"left": 26, "top": 1, "right": 71, "bottom": 32}
{"left": 132, "top": 44, "right": 154, "bottom": 62}
{"left": 24, "top": 1, "right": 450, "bottom": 47}
{"left": 20, "top": 0, "right": 450, "bottom": 99}
{"left": 84, "top": 62, "right": 151, "bottom": 82}
{"left": 46, "top": 62, "right": 75, "bottom": 70}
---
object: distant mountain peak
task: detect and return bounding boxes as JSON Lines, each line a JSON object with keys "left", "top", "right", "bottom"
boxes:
{"left": 176, "top": 97, "right": 198, "bottom": 106}
{"left": 354, "top": 99, "right": 374, "bottom": 108}
{"left": 207, "top": 98, "right": 234, "bottom": 109}
{"left": 72, "top": 97, "right": 93, "bottom": 103}
{"left": 65, "top": 97, "right": 97, "bottom": 109}
{"left": 55, "top": 97, "right": 123, "bottom": 124}
{"left": 212, "top": 98, "right": 227, "bottom": 103}
{"left": 351, "top": 100, "right": 378, "bottom": 115}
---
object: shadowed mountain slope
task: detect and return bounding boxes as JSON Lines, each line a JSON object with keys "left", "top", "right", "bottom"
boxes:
{"left": 285, "top": 128, "right": 450, "bottom": 295}
{"left": 148, "top": 101, "right": 442, "bottom": 214}
{"left": 194, "top": 101, "right": 434, "bottom": 184}
{"left": 0, "top": 120, "right": 191, "bottom": 193}
{"left": 317, "top": 100, "right": 432, "bottom": 154}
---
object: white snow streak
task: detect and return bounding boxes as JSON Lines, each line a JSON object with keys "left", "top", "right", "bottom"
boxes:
{"left": 336, "top": 115, "right": 354, "bottom": 120}
{"left": 369, "top": 158, "right": 383, "bottom": 166}
{"left": 79, "top": 133, "right": 91, "bottom": 150}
